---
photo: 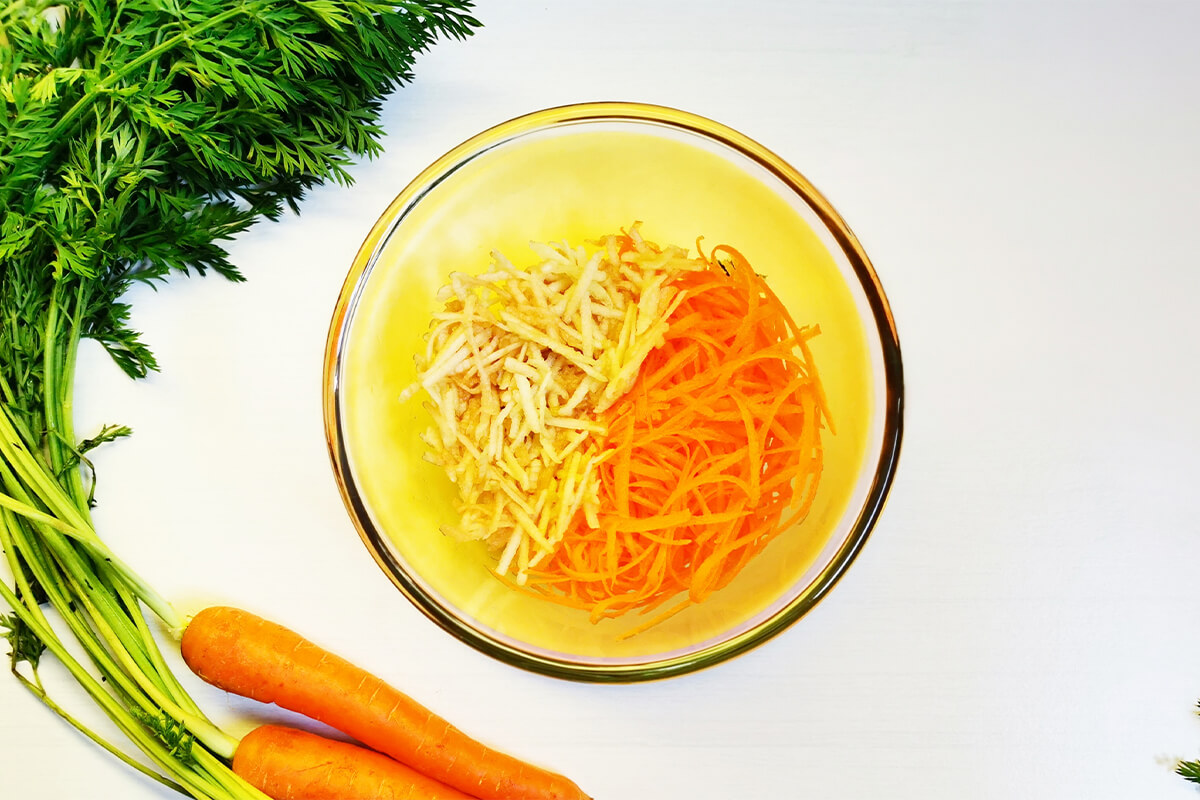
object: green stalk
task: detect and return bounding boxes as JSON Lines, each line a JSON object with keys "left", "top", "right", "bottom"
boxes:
{"left": 1, "top": 494, "right": 246, "bottom": 796}
{"left": 39, "top": 547, "right": 220, "bottom": 752}
{"left": 3, "top": 512, "right": 156, "bottom": 715}
{"left": 193, "top": 748, "right": 268, "bottom": 800}
{"left": 0, "top": 407, "right": 182, "bottom": 629}
{"left": 0, "top": 485, "right": 169, "bottom": 625}
{"left": 35, "top": 520, "right": 174, "bottom": 662}
{"left": 0, "top": 580, "right": 260, "bottom": 800}
{"left": 0, "top": 508, "right": 53, "bottom": 635}
{"left": 0, "top": 515, "right": 136, "bottom": 748}
{"left": 59, "top": 562, "right": 174, "bottom": 698}
{"left": 0, "top": 523, "right": 141, "bottom": 722}
{"left": 0, "top": 482, "right": 188, "bottom": 740}
{"left": 5, "top": 279, "right": 223, "bottom": 759}
{"left": 0, "top": 405, "right": 93, "bottom": 531}
{"left": 64, "top": 577, "right": 237, "bottom": 759}
{"left": 115, "top": 577, "right": 208, "bottom": 718}
{"left": 43, "top": 284, "right": 64, "bottom": 466}
{"left": 9, "top": 668, "right": 189, "bottom": 795}
{"left": 47, "top": 285, "right": 204, "bottom": 719}
{"left": 0, "top": 490, "right": 91, "bottom": 536}
{"left": 56, "top": 283, "right": 91, "bottom": 509}
{"left": 2, "top": 323, "right": 239, "bottom": 765}
{"left": 43, "top": 283, "right": 78, "bottom": 502}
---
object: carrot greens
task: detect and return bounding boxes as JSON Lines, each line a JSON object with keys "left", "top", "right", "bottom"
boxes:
{"left": 0, "top": 0, "right": 478, "bottom": 796}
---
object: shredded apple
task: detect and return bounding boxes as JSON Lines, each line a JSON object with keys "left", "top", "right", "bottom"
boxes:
{"left": 402, "top": 226, "right": 700, "bottom": 581}
{"left": 406, "top": 228, "right": 828, "bottom": 628}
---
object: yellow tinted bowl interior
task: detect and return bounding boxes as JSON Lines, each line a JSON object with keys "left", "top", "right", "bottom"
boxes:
{"left": 342, "top": 125, "right": 872, "bottom": 660}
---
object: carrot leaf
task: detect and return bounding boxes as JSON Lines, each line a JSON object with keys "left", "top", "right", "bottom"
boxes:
{"left": 1178, "top": 758, "right": 1200, "bottom": 785}
{"left": 1, "top": 612, "right": 46, "bottom": 673}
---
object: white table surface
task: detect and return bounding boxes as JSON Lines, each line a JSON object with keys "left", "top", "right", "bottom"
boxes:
{"left": 4, "top": 1, "right": 1200, "bottom": 798}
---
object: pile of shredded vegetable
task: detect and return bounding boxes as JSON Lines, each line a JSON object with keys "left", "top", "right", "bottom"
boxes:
{"left": 406, "top": 227, "right": 829, "bottom": 627}
{"left": 524, "top": 245, "right": 829, "bottom": 631}
{"left": 402, "top": 228, "right": 702, "bottom": 581}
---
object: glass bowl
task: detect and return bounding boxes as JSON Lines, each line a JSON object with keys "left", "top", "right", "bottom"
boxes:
{"left": 322, "top": 102, "right": 903, "bottom": 682}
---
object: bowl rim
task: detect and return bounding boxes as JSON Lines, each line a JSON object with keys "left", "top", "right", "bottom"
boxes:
{"left": 322, "top": 101, "right": 905, "bottom": 682}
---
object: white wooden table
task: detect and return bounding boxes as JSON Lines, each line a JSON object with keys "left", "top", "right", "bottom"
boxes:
{"left": 4, "top": 2, "right": 1200, "bottom": 797}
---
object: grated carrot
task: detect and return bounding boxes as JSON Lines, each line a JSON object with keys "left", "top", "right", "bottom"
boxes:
{"left": 523, "top": 245, "right": 829, "bottom": 632}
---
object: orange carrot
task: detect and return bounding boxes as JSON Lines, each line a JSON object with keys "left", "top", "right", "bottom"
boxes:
{"left": 523, "top": 246, "right": 827, "bottom": 631}
{"left": 182, "top": 606, "right": 590, "bottom": 800}
{"left": 233, "top": 725, "right": 473, "bottom": 800}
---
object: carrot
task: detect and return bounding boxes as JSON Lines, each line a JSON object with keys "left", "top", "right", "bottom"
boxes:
{"left": 181, "top": 606, "right": 590, "bottom": 800}
{"left": 522, "top": 246, "right": 828, "bottom": 632}
{"left": 233, "top": 725, "right": 473, "bottom": 800}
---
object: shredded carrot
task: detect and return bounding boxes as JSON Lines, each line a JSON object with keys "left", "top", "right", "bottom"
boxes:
{"left": 522, "top": 245, "right": 828, "bottom": 631}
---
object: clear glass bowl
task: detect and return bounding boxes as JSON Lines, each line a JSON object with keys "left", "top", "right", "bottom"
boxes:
{"left": 322, "top": 102, "right": 903, "bottom": 681}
